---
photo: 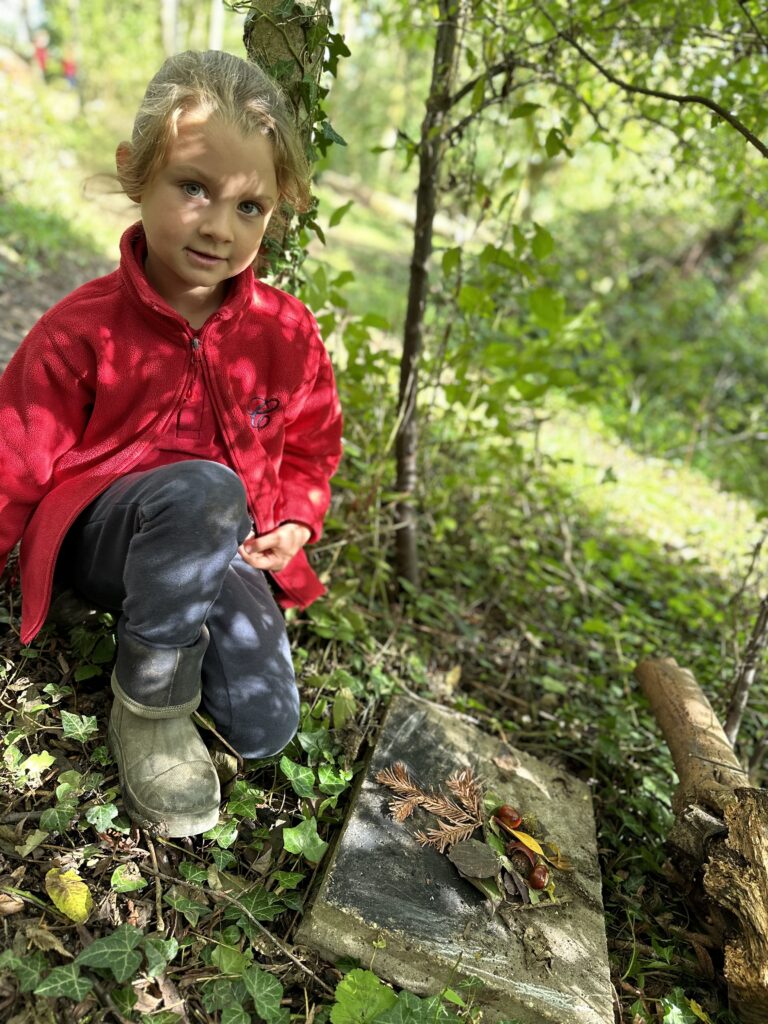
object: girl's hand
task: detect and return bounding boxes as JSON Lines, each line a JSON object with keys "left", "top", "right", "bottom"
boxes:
{"left": 238, "top": 522, "right": 312, "bottom": 572}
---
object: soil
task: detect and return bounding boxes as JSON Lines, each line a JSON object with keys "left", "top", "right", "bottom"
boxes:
{"left": 0, "top": 252, "right": 114, "bottom": 370}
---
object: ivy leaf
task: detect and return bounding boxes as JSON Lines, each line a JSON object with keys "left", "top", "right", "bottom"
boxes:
{"left": 0, "top": 950, "right": 48, "bottom": 993}
{"left": 318, "top": 763, "right": 353, "bottom": 797}
{"left": 75, "top": 923, "right": 144, "bottom": 982}
{"left": 110, "top": 862, "right": 148, "bottom": 893}
{"left": 164, "top": 884, "right": 210, "bottom": 926}
{"left": 34, "top": 963, "right": 93, "bottom": 1000}
{"left": 233, "top": 884, "right": 286, "bottom": 922}
{"left": 211, "top": 943, "right": 252, "bottom": 976}
{"left": 330, "top": 968, "right": 397, "bottom": 1024}
{"left": 221, "top": 1007, "right": 251, "bottom": 1024}
{"left": 226, "top": 780, "right": 265, "bottom": 818}
{"left": 85, "top": 802, "right": 119, "bottom": 832}
{"left": 61, "top": 710, "right": 99, "bottom": 742}
{"left": 279, "top": 755, "right": 316, "bottom": 798}
{"left": 242, "top": 964, "right": 284, "bottom": 1020}
{"left": 45, "top": 867, "right": 94, "bottom": 924}
{"left": 142, "top": 934, "right": 179, "bottom": 979}
{"left": 40, "top": 801, "right": 79, "bottom": 833}
{"left": 282, "top": 816, "right": 329, "bottom": 864}
{"left": 203, "top": 818, "right": 238, "bottom": 848}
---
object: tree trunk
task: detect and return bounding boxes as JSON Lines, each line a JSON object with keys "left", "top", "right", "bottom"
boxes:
{"left": 243, "top": 0, "right": 329, "bottom": 152}
{"left": 635, "top": 657, "right": 768, "bottom": 1022}
{"left": 394, "top": 0, "right": 461, "bottom": 587}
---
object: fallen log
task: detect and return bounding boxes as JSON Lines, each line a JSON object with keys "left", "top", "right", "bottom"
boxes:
{"left": 635, "top": 657, "right": 768, "bottom": 1024}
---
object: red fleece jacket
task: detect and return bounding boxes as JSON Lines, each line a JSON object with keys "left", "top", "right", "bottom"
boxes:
{"left": 0, "top": 224, "right": 343, "bottom": 643}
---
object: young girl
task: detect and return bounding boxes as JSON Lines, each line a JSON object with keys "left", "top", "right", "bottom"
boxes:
{"left": 0, "top": 50, "right": 343, "bottom": 837}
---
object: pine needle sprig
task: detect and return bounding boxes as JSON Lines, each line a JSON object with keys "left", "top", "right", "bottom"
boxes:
{"left": 414, "top": 820, "right": 478, "bottom": 854}
{"left": 376, "top": 761, "right": 484, "bottom": 851}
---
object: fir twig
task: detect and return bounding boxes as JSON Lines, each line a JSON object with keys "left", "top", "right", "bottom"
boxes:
{"left": 376, "top": 762, "right": 484, "bottom": 851}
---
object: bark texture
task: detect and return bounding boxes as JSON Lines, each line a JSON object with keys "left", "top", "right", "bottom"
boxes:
{"left": 394, "top": 0, "right": 461, "bottom": 587}
{"left": 635, "top": 657, "right": 768, "bottom": 1022}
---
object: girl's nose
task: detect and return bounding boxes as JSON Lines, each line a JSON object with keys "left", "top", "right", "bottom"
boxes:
{"left": 200, "top": 205, "right": 233, "bottom": 243}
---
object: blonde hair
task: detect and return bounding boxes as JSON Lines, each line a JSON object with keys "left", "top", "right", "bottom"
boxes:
{"left": 117, "top": 50, "right": 311, "bottom": 214}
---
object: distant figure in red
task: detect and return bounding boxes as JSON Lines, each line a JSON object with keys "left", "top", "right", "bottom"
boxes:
{"left": 62, "top": 47, "right": 78, "bottom": 88}
{"left": 32, "top": 29, "right": 50, "bottom": 79}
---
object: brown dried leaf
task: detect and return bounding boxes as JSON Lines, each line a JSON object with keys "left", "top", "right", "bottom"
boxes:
{"left": 0, "top": 892, "right": 24, "bottom": 916}
{"left": 24, "top": 924, "right": 73, "bottom": 958}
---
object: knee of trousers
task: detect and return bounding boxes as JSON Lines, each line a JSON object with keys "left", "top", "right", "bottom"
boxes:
{"left": 217, "top": 677, "right": 300, "bottom": 761}
{"left": 151, "top": 461, "right": 249, "bottom": 535}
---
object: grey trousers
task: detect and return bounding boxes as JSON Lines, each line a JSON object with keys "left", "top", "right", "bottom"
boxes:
{"left": 61, "top": 460, "right": 300, "bottom": 758}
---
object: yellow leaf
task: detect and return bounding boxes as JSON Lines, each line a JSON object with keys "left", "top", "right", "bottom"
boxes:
{"left": 45, "top": 868, "right": 94, "bottom": 924}
{"left": 540, "top": 841, "right": 574, "bottom": 871}
{"left": 688, "top": 1000, "right": 712, "bottom": 1023}
{"left": 509, "top": 829, "right": 544, "bottom": 856}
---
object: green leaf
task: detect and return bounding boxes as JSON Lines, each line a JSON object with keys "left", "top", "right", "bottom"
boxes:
{"left": 282, "top": 816, "right": 329, "bottom": 864}
{"left": 279, "top": 755, "right": 316, "bottom": 798}
{"left": 163, "top": 885, "right": 210, "bottom": 926}
{"left": 661, "top": 989, "right": 700, "bottom": 1024}
{"left": 329, "top": 199, "right": 354, "bottom": 227}
{"left": 61, "top": 710, "right": 99, "bottom": 742}
{"left": 40, "top": 801, "right": 78, "bottom": 833}
{"left": 203, "top": 818, "right": 238, "bottom": 848}
{"left": 234, "top": 884, "right": 286, "bottom": 922}
{"left": 531, "top": 223, "right": 555, "bottom": 260}
{"left": 110, "top": 862, "right": 148, "bottom": 893}
{"left": 242, "top": 965, "right": 284, "bottom": 1020}
{"left": 332, "top": 687, "right": 357, "bottom": 731}
{"left": 211, "top": 943, "right": 252, "bottom": 976}
{"left": 14, "top": 828, "right": 49, "bottom": 857}
{"left": 221, "top": 1007, "right": 251, "bottom": 1024}
{"left": 226, "top": 780, "right": 265, "bottom": 818}
{"left": 85, "top": 802, "right": 119, "bottom": 832}
{"left": 330, "top": 969, "right": 397, "bottom": 1024}
{"left": 34, "top": 963, "right": 94, "bottom": 1000}
{"left": 76, "top": 924, "right": 144, "bottom": 982}
{"left": 142, "top": 934, "right": 179, "bottom": 979}
{"left": 0, "top": 950, "right": 48, "bottom": 993}
{"left": 272, "top": 870, "right": 304, "bottom": 890}
{"left": 373, "top": 990, "right": 433, "bottom": 1024}
{"left": 442, "top": 247, "right": 461, "bottom": 276}
{"left": 318, "top": 763, "right": 353, "bottom": 797}
{"left": 179, "top": 860, "right": 209, "bottom": 884}
{"left": 509, "top": 102, "right": 542, "bottom": 118}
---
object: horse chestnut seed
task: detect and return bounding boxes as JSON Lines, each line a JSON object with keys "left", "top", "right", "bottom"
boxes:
{"left": 495, "top": 805, "right": 523, "bottom": 830}
{"left": 529, "top": 863, "right": 549, "bottom": 889}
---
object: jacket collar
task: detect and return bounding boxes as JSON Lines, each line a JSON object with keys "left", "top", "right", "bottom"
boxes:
{"left": 118, "top": 222, "right": 255, "bottom": 335}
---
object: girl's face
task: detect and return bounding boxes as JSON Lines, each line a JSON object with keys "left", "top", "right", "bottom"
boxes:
{"left": 126, "top": 111, "right": 279, "bottom": 323}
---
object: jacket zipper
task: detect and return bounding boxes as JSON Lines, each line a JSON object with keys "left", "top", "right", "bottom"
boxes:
{"left": 188, "top": 336, "right": 201, "bottom": 397}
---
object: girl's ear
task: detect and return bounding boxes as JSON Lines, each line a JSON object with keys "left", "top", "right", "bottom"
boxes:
{"left": 115, "top": 142, "right": 141, "bottom": 203}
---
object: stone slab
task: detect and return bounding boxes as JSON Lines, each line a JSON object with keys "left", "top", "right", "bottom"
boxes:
{"left": 297, "top": 695, "right": 612, "bottom": 1023}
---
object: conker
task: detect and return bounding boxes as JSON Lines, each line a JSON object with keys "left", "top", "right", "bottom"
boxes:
{"left": 528, "top": 863, "right": 549, "bottom": 889}
{"left": 495, "top": 804, "right": 523, "bottom": 830}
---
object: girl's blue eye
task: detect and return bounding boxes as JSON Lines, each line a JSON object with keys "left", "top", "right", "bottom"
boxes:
{"left": 239, "top": 201, "right": 263, "bottom": 217}
{"left": 182, "top": 182, "right": 205, "bottom": 198}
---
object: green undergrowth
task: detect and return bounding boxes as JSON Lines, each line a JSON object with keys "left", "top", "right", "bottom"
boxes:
{"left": 1, "top": 403, "right": 759, "bottom": 1022}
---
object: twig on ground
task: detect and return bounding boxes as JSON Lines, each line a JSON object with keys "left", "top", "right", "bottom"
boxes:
{"left": 143, "top": 832, "right": 166, "bottom": 934}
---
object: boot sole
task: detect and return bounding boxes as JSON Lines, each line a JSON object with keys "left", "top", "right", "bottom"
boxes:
{"left": 108, "top": 720, "right": 220, "bottom": 838}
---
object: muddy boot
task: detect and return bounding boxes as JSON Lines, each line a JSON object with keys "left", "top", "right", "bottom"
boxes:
{"left": 108, "top": 624, "right": 220, "bottom": 837}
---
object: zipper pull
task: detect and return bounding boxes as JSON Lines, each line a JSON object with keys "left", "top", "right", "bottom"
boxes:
{"left": 187, "top": 337, "right": 201, "bottom": 399}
